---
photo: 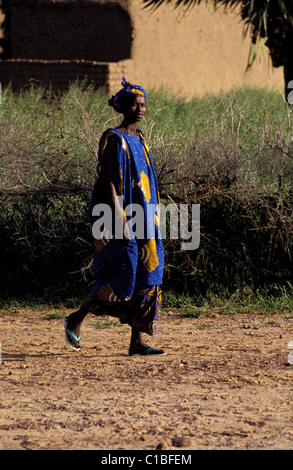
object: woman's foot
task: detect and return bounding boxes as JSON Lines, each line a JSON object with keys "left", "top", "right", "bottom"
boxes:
{"left": 129, "top": 328, "right": 166, "bottom": 356}
{"left": 64, "top": 296, "right": 96, "bottom": 350}
{"left": 63, "top": 310, "right": 83, "bottom": 350}
{"left": 63, "top": 302, "right": 91, "bottom": 350}
{"left": 129, "top": 346, "right": 167, "bottom": 356}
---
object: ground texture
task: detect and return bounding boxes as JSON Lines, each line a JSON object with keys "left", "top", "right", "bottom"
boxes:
{"left": 0, "top": 307, "right": 292, "bottom": 450}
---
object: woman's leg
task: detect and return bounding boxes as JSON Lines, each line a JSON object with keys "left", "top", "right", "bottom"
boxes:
{"left": 129, "top": 327, "right": 150, "bottom": 355}
{"left": 128, "top": 286, "right": 166, "bottom": 355}
{"left": 129, "top": 326, "right": 166, "bottom": 356}
{"left": 64, "top": 296, "right": 95, "bottom": 349}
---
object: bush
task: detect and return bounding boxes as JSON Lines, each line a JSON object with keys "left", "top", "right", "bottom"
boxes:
{"left": 0, "top": 83, "right": 292, "bottom": 302}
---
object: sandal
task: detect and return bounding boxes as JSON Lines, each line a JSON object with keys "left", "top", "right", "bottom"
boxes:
{"left": 63, "top": 317, "right": 81, "bottom": 351}
{"left": 129, "top": 347, "right": 167, "bottom": 356}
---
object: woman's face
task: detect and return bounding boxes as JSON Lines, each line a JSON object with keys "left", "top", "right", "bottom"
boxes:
{"left": 123, "top": 94, "right": 146, "bottom": 123}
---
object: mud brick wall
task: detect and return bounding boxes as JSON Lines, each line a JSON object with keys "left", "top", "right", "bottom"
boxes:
{"left": 0, "top": 58, "right": 110, "bottom": 91}
{"left": 0, "top": 0, "right": 132, "bottom": 91}
{"left": 9, "top": 0, "right": 133, "bottom": 62}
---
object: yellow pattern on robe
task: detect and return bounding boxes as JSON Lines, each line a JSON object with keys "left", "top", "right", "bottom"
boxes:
{"left": 149, "top": 320, "right": 158, "bottom": 335}
{"left": 101, "top": 130, "right": 116, "bottom": 156}
{"left": 138, "top": 170, "right": 151, "bottom": 203}
{"left": 139, "top": 286, "right": 157, "bottom": 312}
{"left": 98, "top": 283, "right": 119, "bottom": 303}
{"left": 121, "top": 136, "right": 130, "bottom": 158}
{"left": 153, "top": 190, "right": 160, "bottom": 226}
{"left": 154, "top": 212, "right": 159, "bottom": 226}
{"left": 145, "top": 285, "right": 156, "bottom": 297}
{"left": 119, "top": 167, "right": 124, "bottom": 197}
{"left": 140, "top": 136, "right": 150, "bottom": 166}
{"left": 140, "top": 238, "right": 159, "bottom": 273}
{"left": 157, "top": 289, "right": 162, "bottom": 304}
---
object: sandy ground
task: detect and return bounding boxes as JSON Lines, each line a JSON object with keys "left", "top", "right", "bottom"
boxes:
{"left": 0, "top": 306, "right": 293, "bottom": 451}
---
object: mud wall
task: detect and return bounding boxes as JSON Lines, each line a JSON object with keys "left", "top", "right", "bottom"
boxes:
{"left": 113, "top": 1, "right": 283, "bottom": 97}
{"left": 9, "top": 0, "right": 132, "bottom": 62}
{"left": 0, "top": 58, "right": 109, "bottom": 90}
{"left": 0, "top": 0, "right": 284, "bottom": 97}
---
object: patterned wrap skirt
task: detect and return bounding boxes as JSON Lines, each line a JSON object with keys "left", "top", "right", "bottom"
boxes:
{"left": 89, "top": 285, "right": 162, "bottom": 336}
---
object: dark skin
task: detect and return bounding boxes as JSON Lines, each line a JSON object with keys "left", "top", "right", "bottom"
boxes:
{"left": 65, "top": 95, "right": 159, "bottom": 354}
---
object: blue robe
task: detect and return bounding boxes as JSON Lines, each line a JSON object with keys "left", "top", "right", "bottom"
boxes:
{"left": 89, "top": 128, "right": 164, "bottom": 334}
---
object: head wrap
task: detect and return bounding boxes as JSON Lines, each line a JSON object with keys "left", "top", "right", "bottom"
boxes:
{"left": 108, "top": 76, "right": 147, "bottom": 113}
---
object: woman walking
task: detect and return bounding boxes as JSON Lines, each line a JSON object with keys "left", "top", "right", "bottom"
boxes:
{"left": 63, "top": 77, "right": 166, "bottom": 356}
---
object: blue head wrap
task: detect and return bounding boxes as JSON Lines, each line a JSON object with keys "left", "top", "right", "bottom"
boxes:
{"left": 108, "top": 77, "right": 147, "bottom": 113}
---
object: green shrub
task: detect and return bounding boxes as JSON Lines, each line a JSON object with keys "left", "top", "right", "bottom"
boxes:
{"left": 0, "top": 83, "right": 292, "bottom": 303}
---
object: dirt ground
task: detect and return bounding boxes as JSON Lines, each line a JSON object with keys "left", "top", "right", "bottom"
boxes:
{"left": 0, "top": 306, "right": 293, "bottom": 451}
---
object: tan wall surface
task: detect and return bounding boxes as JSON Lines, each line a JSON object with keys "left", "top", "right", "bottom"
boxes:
{"left": 0, "top": 1, "right": 284, "bottom": 97}
{"left": 110, "top": 1, "right": 284, "bottom": 98}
